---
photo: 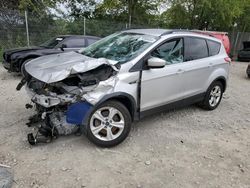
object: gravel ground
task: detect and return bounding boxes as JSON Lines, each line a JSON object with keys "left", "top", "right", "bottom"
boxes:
{"left": 0, "top": 62, "right": 249, "bottom": 188}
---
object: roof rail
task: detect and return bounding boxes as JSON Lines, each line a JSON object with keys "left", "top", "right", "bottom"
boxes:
{"left": 160, "top": 29, "right": 194, "bottom": 36}
{"left": 192, "top": 30, "right": 228, "bottom": 35}
{"left": 160, "top": 29, "right": 226, "bottom": 39}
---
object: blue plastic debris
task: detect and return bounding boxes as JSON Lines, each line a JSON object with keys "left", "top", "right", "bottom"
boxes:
{"left": 66, "top": 102, "right": 92, "bottom": 124}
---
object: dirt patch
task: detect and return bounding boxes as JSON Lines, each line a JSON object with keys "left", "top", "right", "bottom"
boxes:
{"left": 0, "top": 62, "right": 249, "bottom": 188}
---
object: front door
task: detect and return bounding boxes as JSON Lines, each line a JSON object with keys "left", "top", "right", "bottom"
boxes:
{"left": 140, "top": 38, "right": 187, "bottom": 112}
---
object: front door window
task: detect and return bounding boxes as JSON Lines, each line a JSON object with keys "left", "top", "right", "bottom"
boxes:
{"left": 151, "top": 38, "right": 184, "bottom": 65}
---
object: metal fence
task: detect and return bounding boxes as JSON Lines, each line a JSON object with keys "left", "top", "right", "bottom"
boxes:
{"left": 0, "top": 8, "right": 154, "bottom": 61}
{"left": 0, "top": 8, "right": 249, "bottom": 61}
{"left": 229, "top": 32, "right": 250, "bottom": 59}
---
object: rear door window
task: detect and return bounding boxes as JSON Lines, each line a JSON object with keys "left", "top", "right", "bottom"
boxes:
{"left": 87, "top": 38, "right": 98, "bottom": 45}
{"left": 207, "top": 40, "right": 221, "bottom": 56}
{"left": 184, "top": 37, "right": 209, "bottom": 61}
{"left": 64, "top": 38, "right": 85, "bottom": 48}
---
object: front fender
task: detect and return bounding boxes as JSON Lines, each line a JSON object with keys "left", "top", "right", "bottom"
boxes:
{"left": 80, "top": 92, "right": 138, "bottom": 127}
{"left": 15, "top": 53, "right": 40, "bottom": 69}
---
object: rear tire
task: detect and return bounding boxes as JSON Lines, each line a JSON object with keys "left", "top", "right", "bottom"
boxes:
{"left": 199, "top": 81, "right": 223, "bottom": 110}
{"left": 86, "top": 100, "right": 132, "bottom": 147}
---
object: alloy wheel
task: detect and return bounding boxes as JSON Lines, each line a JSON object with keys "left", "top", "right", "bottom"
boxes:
{"left": 90, "top": 107, "right": 125, "bottom": 141}
{"left": 209, "top": 85, "right": 222, "bottom": 107}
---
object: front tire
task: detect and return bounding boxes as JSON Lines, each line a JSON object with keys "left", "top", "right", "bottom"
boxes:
{"left": 86, "top": 100, "right": 132, "bottom": 147}
{"left": 200, "top": 81, "right": 223, "bottom": 110}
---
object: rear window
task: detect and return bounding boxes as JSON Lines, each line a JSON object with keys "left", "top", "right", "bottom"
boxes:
{"left": 40, "top": 37, "right": 65, "bottom": 48}
{"left": 207, "top": 40, "right": 221, "bottom": 56}
{"left": 184, "top": 37, "right": 208, "bottom": 61}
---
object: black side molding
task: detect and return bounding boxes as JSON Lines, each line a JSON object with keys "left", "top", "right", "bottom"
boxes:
{"left": 140, "top": 93, "right": 205, "bottom": 119}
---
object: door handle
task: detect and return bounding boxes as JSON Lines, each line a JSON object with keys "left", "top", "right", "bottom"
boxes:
{"left": 177, "top": 69, "right": 184, "bottom": 74}
{"left": 209, "top": 63, "right": 213, "bottom": 67}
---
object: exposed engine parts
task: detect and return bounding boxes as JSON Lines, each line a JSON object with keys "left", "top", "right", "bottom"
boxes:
{"left": 20, "top": 63, "right": 118, "bottom": 108}
{"left": 18, "top": 59, "right": 119, "bottom": 145}
{"left": 27, "top": 107, "right": 80, "bottom": 145}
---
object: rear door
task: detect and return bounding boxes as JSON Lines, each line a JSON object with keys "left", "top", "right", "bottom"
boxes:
{"left": 180, "top": 36, "right": 211, "bottom": 96}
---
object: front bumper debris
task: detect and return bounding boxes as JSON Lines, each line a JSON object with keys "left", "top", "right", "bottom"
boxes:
{"left": 27, "top": 111, "right": 81, "bottom": 145}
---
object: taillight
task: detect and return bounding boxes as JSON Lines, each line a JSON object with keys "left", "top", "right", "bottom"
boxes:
{"left": 224, "top": 57, "right": 231, "bottom": 63}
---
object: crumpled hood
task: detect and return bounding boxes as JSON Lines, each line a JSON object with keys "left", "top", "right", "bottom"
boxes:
{"left": 25, "top": 51, "right": 118, "bottom": 83}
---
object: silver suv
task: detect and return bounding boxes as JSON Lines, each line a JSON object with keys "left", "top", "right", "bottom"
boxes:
{"left": 19, "top": 29, "right": 230, "bottom": 147}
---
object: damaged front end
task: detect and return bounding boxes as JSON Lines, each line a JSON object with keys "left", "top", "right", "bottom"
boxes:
{"left": 17, "top": 55, "right": 119, "bottom": 145}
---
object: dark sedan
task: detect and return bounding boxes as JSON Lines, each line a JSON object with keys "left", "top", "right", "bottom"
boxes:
{"left": 2, "top": 35, "right": 100, "bottom": 73}
{"left": 238, "top": 41, "right": 250, "bottom": 62}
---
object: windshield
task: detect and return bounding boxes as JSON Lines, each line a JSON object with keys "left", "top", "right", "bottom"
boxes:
{"left": 80, "top": 32, "right": 158, "bottom": 63}
{"left": 40, "top": 37, "right": 65, "bottom": 48}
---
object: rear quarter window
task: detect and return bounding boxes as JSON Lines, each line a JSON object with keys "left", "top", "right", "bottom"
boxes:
{"left": 184, "top": 37, "right": 208, "bottom": 61}
{"left": 207, "top": 40, "right": 221, "bottom": 56}
{"left": 87, "top": 38, "right": 99, "bottom": 45}
{"left": 64, "top": 38, "right": 85, "bottom": 48}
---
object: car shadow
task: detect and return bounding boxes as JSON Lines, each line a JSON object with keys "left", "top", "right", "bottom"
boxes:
{"left": 132, "top": 104, "right": 202, "bottom": 130}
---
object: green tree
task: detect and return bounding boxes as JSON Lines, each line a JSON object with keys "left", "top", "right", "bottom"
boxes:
{"left": 19, "top": 0, "right": 57, "bottom": 13}
{"left": 0, "top": 0, "right": 20, "bottom": 9}
{"left": 90, "top": 0, "right": 162, "bottom": 25}
{"left": 62, "top": 0, "right": 96, "bottom": 18}
{"left": 162, "top": 0, "right": 246, "bottom": 31}
{"left": 235, "top": 0, "right": 250, "bottom": 32}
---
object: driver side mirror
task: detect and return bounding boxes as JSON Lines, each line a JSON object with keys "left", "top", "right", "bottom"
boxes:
{"left": 60, "top": 44, "right": 67, "bottom": 51}
{"left": 147, "top": 57, "right": 166, "bottom": 69}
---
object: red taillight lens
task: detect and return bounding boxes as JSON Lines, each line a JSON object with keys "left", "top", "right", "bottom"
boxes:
{"left": 224, "top": 57, "right": 231, "bottom": 63}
